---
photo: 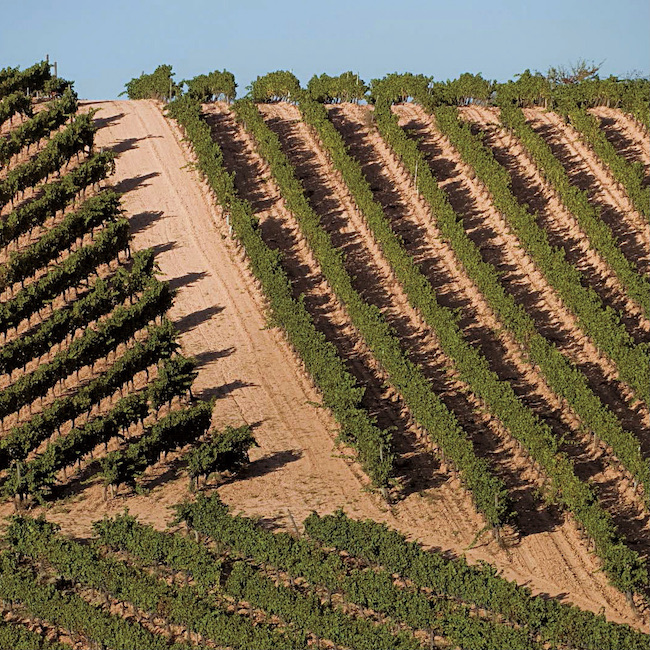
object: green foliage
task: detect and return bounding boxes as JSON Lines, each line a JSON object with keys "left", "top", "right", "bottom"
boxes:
{"left": 226, "top": 560, "right": 422, "bottom": 650}
{"left": 0, "top": 91, "right": 33, "bottom": 126}
{"left": 307, "top": 71, "right": 368, "bottom": 103}
{"left": 0, "top": 151, "right": 115, "bottom": 245}
{"left": 184, "top": 424, "right": 257, "bottom": 481}
{"left": 300, "top": 92, "right": 570, "bottom": 527}
{"left": 7, "top": 516, "right": 307, "bottom": 649}
{"left": 183, "top": 69, "right": 236, "bottom": 102}
{"left": 177, "top": 494, "right": 648, "bottom": 650}
{"left": 0, "top": 61, "right": 51, "bottom": 98}
{"left": 96, "top": 510, "right": 420, "bottom": 650}
{"left": 0, "top": 553, "right": 189, "bottom": 650}
{"left": 369, "top": 73, "right": 650, "bottom": 505}
{"left": 369, "top": 72, "right": 431, "bottom": 104}
{"left": 0, "top": 248, "right": 153, "bottom": 378}
{"left": 0, "top": 320, "right": 175, "bottom": 468}
{"left": 495, "top": 68, "right": 650, "bottom": 127}
{"left": 0, "top": 224, "right": 159, "bottom": 421}
{"left": 0, "top": 190, "right": 121, "bottom": 291}
{"left": 305, "top": 511, "right": 648, "bottom": 650}
{"left": 122, "top": 64, "right": 180, "bottom": 101}
{"left": 561, "top": 103, "right": 650, "bottom": 220}
{"left": 498, "top": 102, "right": 650, "bottom": 310}
{"left": 444, "top": 72, "right": 495, "bottom": 105}
{"left": 432, "top": 105, "right": 650, "bottom": 409}
{"left": 0, "top": 112, "right": 96, "bottom": 207}
{"left": 0, "top": 619, "right": 71, "bottom": 649}
{"left": 0, "top": 217, "right": 131, "bottom": 334}
{"left": 43, "top": 76, "right": 74, "bottom": 97}
{"left": 94, "top": 511, "right": 223, "bottom": 591}
{"left": 100, "top": 400, "right": 213, "bottom": 489}
{"left": 248, "top": 70, "right": 302, "bottom": 102}
{"left": 0, "top": 87, "right": 78, "bottom": 166}
{"left": 369, "top": 75, "right": 648, "bottom": 592}
{"left": 497, "top": 69, "right": 553, "bottom": 107}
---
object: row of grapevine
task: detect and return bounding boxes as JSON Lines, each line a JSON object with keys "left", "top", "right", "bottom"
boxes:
{"left": 0, "top": 618, "right": 70, "bottom": 650}
{"left": 122, "top": 64, "right": 180, "bottom": 101}
{"left": 0, "top": 61, "right": 51, "bottom": 99}
{"left": 295, "top": 84, "right": 647, "bottom": 592}
{"left": 496, "top": 102, "right": 649, "bottom": 314}
{"left": 231, "top": 93, "right": 510, "bottom": 527}
{"left": 99, "top": 398, "right": 211, "bottom": 492}
{"left": 368, "top": 69, "right": 650, "bottom": 130}
{"left": 0, "top": 271, "right": 171, "bottom": 421}
{"left": 552, "top": 77, "right": 650, "bottom": 130}
{"left": 227, "top": 560, "right": 422, "bottom": 650}
{"left": 184, "top": 423, "right": 257, "bottom": 489}
{"left": 307, "top": 71, "right": 368, "bottom": 103}
{"left": 176, "top": 494, "right": 648, "bottom": 650}
{"left": 0, "top": 66, "right": 229, "bottom": 513}
{"left": 94, "top": 512, "right": 420, "bottom": 650}
{"left": 4, "top": 352, "right": 193, "bottom": 501}
{"left": 559, "top": 103, "right": 649, "bottom": 220}
{"left": 182, "top": 69, "right": 237, "bottom": 102}
{"left": 93, "top": 509, "right": 539, "bottom": 649}
{"left": 0, "top": 112, "right": 96, "bottom": 207}
{"left": 0, "top": 249, "right": 155, "bottom": 376}
{"left": 305, "top": 510, "right": 648, "bottom": 650}
{"left": 367, "top": 81, "right": 650, "bottom": 513}
{"left": 7, "top": 517, "right": 308, "bottom": 649}
{"left": 0, "top": 554, "right": 193, "bottom": 650}
{"left": 167, "top": 94, "right": 394, "bottom": 488}
{"left": 0, "top": 87, "right": 77, "bottom": 167}
{"left": 431, "top": 105, "right": 649, "bottom": 407}
{"left": 0, "top": 91, "right": 33, "bottom": 127}
{"left": 226, "top": 556, "right": 537, "bottom": 650}
{"left": 248, "top": 70, "right": 302, "bottom": 102}
{"left": 0, "top": 320, "right": 177, "bottom": 467}
{"left": 0, "top": 217, "right": 130, "bottom": 333}
{"left": 0, "top": 190, "right": 121, "bottom": 291}
{"left": 0, "top": 151, "right": 115, "bottom": 246}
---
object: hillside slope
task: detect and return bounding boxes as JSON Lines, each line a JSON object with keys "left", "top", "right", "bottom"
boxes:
{"left": 25, "top": 98, "right": 633, "bottom": 626}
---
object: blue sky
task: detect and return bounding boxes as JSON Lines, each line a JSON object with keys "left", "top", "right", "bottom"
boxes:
{"left": 1, "top": 0, "right": 648, "bottom": 99}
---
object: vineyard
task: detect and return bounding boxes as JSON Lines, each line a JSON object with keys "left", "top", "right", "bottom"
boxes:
{"left": 0, "top": 60, "right": 648, "bottom": 648}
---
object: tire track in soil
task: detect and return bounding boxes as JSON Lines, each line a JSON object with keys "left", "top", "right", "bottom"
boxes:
{"left": 461, "top": 105, "right": 649, "bottom": 342}
{"left": 523, "top": 109, "right": 650, "bottom": 274}
{"left": 256, "top": 101, "right": 642, "bottom": 619}
{"left": 329, "top": 102, "right": 650, "bottom": 557}
{"left": 0, "top": 99, "right": 638, "bottom": 628}
{"left": 392, "top": 103, "right": 650, "bottom": 456}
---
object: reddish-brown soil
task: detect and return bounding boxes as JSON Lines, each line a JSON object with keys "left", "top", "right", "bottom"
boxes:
{"left": 0, "top": 99, "right": 644, "bottom": 628}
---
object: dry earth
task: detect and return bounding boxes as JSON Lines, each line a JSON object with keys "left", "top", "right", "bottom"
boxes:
{"left": 5, "top": 99, "right": 643, "bottom": 628}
